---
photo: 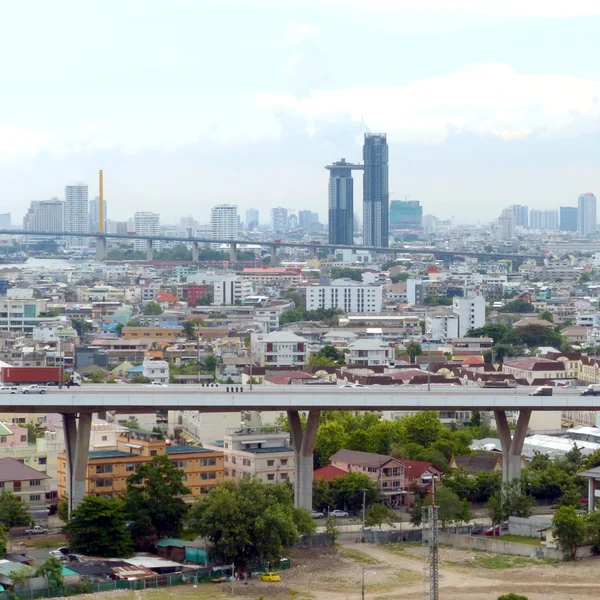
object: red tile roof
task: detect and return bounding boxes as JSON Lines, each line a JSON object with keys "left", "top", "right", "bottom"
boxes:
{"left": 156, "top": 293, "right": 179, "bottom": 302}
{"left": 313, "top": 465, "right": 348, "bottom": 481}
{"left": 425, "top": 265, "right": 441, "bottom": 273}
{"left": 398, "top": 459, "right": 441, "bottom": 478}
{"left": 462, "top": 357, "right": 485, "bottom": 365}
{"left": 265, "top": 372, "right": 315, "bottom": 385}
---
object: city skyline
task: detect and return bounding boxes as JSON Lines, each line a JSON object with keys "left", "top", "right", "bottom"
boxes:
{"left": 2, "top": 4, "right": 600, "bottom": 223}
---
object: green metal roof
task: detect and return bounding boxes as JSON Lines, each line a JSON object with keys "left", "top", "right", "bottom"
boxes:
{"left": 156, "top": 538, "right": 187, "bottom": 548}
{"left": 0, "top": 562, "right": 33, "bottom": 577}
{"left": 0, "top": 423, "right": 12, "bottom": 436}
{"left": 88, "top": 450, "right": 132, "bottom": 459}
{"left": 61, "top": 567, "right": 78, "bottom": 576}
{"left": 166, "top": 445, "right": 212, "bottom": 454}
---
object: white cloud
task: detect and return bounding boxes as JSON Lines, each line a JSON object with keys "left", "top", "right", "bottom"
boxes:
{"left": 282, "top": 22, "right": 320, "bottom": 45}
{"left": 0, "top": 124, "right": 52, "bottom": 160}
{"left": 255, "top": 63, "right": 600, "bottom": 141}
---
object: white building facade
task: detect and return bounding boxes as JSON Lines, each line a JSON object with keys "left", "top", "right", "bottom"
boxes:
{"left": 578, "top": 193, "right": 597, "bottom": 236}
{"left": 253, "top": 331, "right": 309, "bottom": 367}
{"left": 211, "top": 204, "right": 238, "bottom": 249}
{"left": 23, "top": 199, "right": 64, "bottom": 240}
{"left": 452, "top": 293, "right": 486, "bottom": 337}
{"left": 133, "top": 212, "right": 160, "bottom": 251}
{"left": 64, "top": 184, "right": 89, "bottom": 249}
{"left": 213, "top": 276, "right": 253, "bottom": 306}
{"left": 305, "top": 279, "right": 383, "bottom": 313}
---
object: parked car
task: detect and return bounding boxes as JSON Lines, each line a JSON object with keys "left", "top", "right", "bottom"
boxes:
{"left": 484, "top": 526, "right": 501, "bottom": 536}
{"left": 49, "top": 547, "right": 69, "bottom": 559}
{"left": 581, "top": 384, "right": 600, "bottom": 396}
{"left": 470, "top": 525, "right": 484, "bottom": 535}
{"left": 21, "top": 385, "right": 49, "bottom": 394}
{"left": 261, "top": 572, "right": 281, "bottom": 582}
{"left": 311, "top": 511, "right": 325, "bottom": 519}
{"left": 529, "top": 386, "right": 553, "bottom": 396}
{"left": 25, "top": 525, "right": 48, "bottom": 535}
{"left": 0, "top": 386, "right": 19, "bottom": 394}
{"left": 331, "top": 510, "right": 350, "bottom": 518}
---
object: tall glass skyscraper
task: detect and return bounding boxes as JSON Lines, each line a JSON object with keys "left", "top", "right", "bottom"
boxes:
{"left": 363, "top": 133, "right": 389, "bottom": 247}
{"left": 326, "top": 159, "right": 361, "bottom": 245}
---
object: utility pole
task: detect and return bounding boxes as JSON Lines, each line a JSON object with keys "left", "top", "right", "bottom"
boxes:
{"left": 359, "top": 488, "right": 368, "bottom": 539}
{"left": 361, "top": 563, "right": 365, "bottom": 600}
{"left": 427, "top": 344, "right": 431, "bottom": 392}
{"left": 428, "top": 477, "right": 439, "bottom": 600}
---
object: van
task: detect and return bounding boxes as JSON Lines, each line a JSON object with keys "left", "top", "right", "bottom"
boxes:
{"left": 0, "top": 386, "right": 19, "bottom": 394}
{"left": 529, "top": 386, "right": 553, "bottom": 396}
{"left": 581, "top": 384, "right": 600, "bottom": 396}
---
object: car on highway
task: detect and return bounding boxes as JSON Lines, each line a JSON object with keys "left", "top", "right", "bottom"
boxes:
{"left": 331, "top": 509, "right": 349, "bottom": 518}
{"left": 148, "top": 381, "right": 168, "bottom": 387}
{"left": 21, "top": 384, "right": 49, "bottom": 394}
{"left": 0, "top": 386, "right": 19, "bottom": 394}
{"left": 581, "top": 384, "right": 600, "bottom": 396}
{"left": 529, "top": 385, "right": 553, "bottom": 396}
{"left": 25, "top": 525, "right": 48, "bottom": 535}
{"left": 260, "top": 572, "right": 281, "bottom": 582}
{"left": 311, "top": 511, "right": 325, "bottom": 519}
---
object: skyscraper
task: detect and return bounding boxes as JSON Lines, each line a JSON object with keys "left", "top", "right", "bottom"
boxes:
{"left": 560, "top": 207, "right": 578, "bottom": 232}
{"left": 211, "top": 204, "right": 238, "bottom": 249}
{"left": 362, "top": 133, "right": 389, "bottom": 247}
{"left": 23, "top": 199, "right": 64, "bottom": 242}
{"left": 326, "top": 159, "right": 360, "bottom": 245}
{"left": 245, "top": 209, "right": 259, "bottom": 232}
{"left": 89, "top": 197, "right": 107, "bottom": 234}
{"left": 0, "top": 214, "right": 10, "bottom": 229}
{"left": 64, "top": 183, "right": 88, "bottom": 249}
{"left": 578, "top": 193, "right": 597, "bottom": 236}
{"left": 389, "top": 200, "right": 423, "bottom": 230}
{"left": 271, "top": 207, "right": 288, "bottom": 234}
{"left": 496, "top": 207, "right": 516, "bottom": 240}
{"left": 511, "top": 205, "right": 529, "bottom": 228}
{"left": 298, "top": 210, "right": 319, "bottom": 233}
{"left": 529, "top": 209, "right": 559, "bottom": 231}
{"left": 133, "top": 212, "right": 160, "bottom": 251}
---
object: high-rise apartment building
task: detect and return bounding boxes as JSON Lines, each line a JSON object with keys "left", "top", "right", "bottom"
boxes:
{"left": 107, "top": 220, "right": 128, "bottom": 235}
{"left": 88, "top": 197, "right": 107, "bottom": 234}
{"left": 0, "top": 214, "right": 10, "bottom": 229}
{"left": 211, "top": 204, "right": 238, "bottom": 249}
{"left": 529, "top": 209, "right": 559, "bottom": 231}
{"left": 560, "top": 207, "right": 578, "bottom": 232}
{"left": 452, "top": 293, "right": 485, "bottom": 337}
{"left": 64, "top": 183, "right": 89, "bottom": 249}
{"left": 511, "top": 205, "right": 529, "bottom": 228}
{"left": 133, "top": 211, "right": 160, "bottom": 251}
{"left": 299, "top": 210, "right": 319, "bottom": 233}
{"left": 389, "top": 200, "right": 422, "bottom": 230}
{"left": 496, "top": 207, "right": 516, "bottom": 240}
{"left": 23, "top": 199, "right": 64, "bottom": 234}
{"left": 363, "top": 133, "right": 389, "bottom": 247}
{"left": 245, "top": 209, "right": 259, "bottom": 232}
{"left": 326, "top": 159, "right": 359, "bottom": 245}
{"left": 578, "top": 193, "right": 597, "bottom": 236}
{"left": 271, "top": 207, "right": 288, "bottom": 234}
{"left": 180, "top": 216, "right": 199, "bottom": 236}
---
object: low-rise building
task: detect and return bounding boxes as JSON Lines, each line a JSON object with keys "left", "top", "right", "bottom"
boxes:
{"left": 253, "top": 331, "right": 309, "bottom": 367}
{"left": 142, "top": 356, "right": 169, "bottom": 383}
{"left": 345, "top": 339, "right": 393, "bottom": 367}
{"left": 58, "top": 429, "right": 224, "bottom": 501}
{"left": 501, "top": 357, "right": 568, "bottom": 384}
{"left": 121, "top": 327, "right": 183, "bottom": 341}
{"left": 0, "top": 456, "right": 51, "bottom": 521}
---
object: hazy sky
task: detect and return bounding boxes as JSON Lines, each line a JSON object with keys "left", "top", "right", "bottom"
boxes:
{"left": 3, "top": 0, "right": 600, "bottom": 226}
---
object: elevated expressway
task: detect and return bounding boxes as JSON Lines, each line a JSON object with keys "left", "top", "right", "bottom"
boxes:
{"left": 4, "top": 385, "right": 586, "bottom": 512}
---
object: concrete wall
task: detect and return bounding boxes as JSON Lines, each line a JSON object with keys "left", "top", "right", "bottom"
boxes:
{"left": 438, "top": 533, "right": 592, "bottom": 560}
{"left": 508, "top": 515, "right": 552, "bottom": 538}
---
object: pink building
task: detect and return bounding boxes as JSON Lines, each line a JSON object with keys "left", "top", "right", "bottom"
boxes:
{"left": 0, "top": 423, "right": 28, "bottom": 448}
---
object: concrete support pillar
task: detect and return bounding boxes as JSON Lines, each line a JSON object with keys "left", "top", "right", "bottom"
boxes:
{"left": 192, "top": 242, "right": 199, "bottom": 263}
{"left": 146, "top": 239, "right": 153, "bottom": 261}
{"left": 270, "top": 245, "right": 278, "bottom": 266}
{"left": 62, "top": 413, "right": 92, "bottom": 515}
{"left": 95, "top": 237, "right": 107, "bottom": 261}
{"left": 494, "top": 409, "right": 531, "bottom": 484}
{"left": 229, "top": 243, "right": 237, "bottom": 264}
{"left": 288, "top": 409, "right": 320, "bottom": 510}
{"left": 588, "top": 477, "right": 595, "bottom": 512}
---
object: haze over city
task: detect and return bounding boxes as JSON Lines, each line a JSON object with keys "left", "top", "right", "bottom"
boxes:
{"left": 3, "top": 1, "right": 600, "bottom": 223}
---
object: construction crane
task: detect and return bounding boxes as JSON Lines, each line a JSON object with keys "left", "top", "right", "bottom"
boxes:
{"left": 361, "top": 116, "right": 371, "bottom": 135}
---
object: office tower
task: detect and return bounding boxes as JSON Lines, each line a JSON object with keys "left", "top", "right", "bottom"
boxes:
{"left": 529, "top": 209, "right": 559, "bottom": 231}
{"left": 288, "top": 213, "right": 298, "bottom": 230}
{"left": 511, "top": 205, "right": 529, "bottom": 228}
{"left": 210, "top": 204, "right": 238, "bottom": 249}
{"left": 299, "top": 210, "right": 319, "bottom": 233}
{"left": 133, "top": 212, "right": 160, "bottom": 251}
{"left": 389, "top": 200, "right": 423, "bottom": 230}
{"left": 23, "top": 199, "right": 64, "bottom": 242}
{"left": 271, "top": 207, "right": 288, "bottom": 234}
{"left": 64, "top": 183, "right": 89, "bottom": 249}
{"left": 353, "top": 213, "right": 361, "bottom": 235}
{"left": 363, "top": 133, "right": 389, "bottom": 247}
{"left": 578, "top": 193, "right": 597, "bottom": 236}
{"left": 560, "top": 207, "right": 578, "bottom": 232}
{"left": 496, "top": 207, "right": 516, "bottom": 240}
{"left": 0, "top": 214, "right": 10, "bottom": 229}
{"left": 180, "top": 216, "right": 199, "bottom": 236}
{"left": 422, "top": 214, "right": 440, "bottom": 235}
{"left": 326, "top": 159, "right": 359, "bottom": 245}
{"left": 107, "top": 220, "right": 128, "bottom": 235}
{"left": 89, "top": 197, "right": 108, "bottom": 234}
{"left": 245, "top": 209, "right": 259, "bottom": 232}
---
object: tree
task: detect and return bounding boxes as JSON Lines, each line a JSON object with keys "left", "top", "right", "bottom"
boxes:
{"left": 0, "top": 490, "right": 31, "bottom": 528}
{"left": 143, "top": 301, "right": 163, "bottom": 315}
{"left": 421, "top": 487, "right": 472, "bottom": 528}
{"left": 203, "top": 355, "right": 218, "bottom": 374}
{"left": 313, "top": 477, "right": 333, "bottom": 511}
{"left": 552, "top": 505, "right": 587, "bottom": 560}
{"left": 65, "top": 496, "right": 133, "bottom": 557}
{"left": 0, "top": 526, "right": 7, "bottom": 557}
{"left": 398, "top": 411, "right": 445, "bottom": 448}
{"left": 325, "top": 515, "right": 339, "bottom": 543}
{"left": 124, "top": 454, "right": 191, "bottom": 542}
{"left": 329, "top": 267, "right": 363, "bottom": 282}
{"left": 309, "top": 344, "right": 345, "bottom": 366}
{"left": 498, "top": 595, "right": 528, "bottom": 600}
{"left": 330, "top": 472, "right": 378, "bottom": 512}
{"left": 130, "top": 375, "right": 151, "bottom": 384}
{"left": 121, "top": 417, "right": 140, "bottom": 429}
{"left": 188, "top": 478, "right": 315, "bottom": 571}
{"left": 497, "top": 299, "right": 535, "bottom": 313}
{"left": 486, "top": 480, "right": 532, "bottom": 529}
{"left": 10, "top": 565, "right": 33, "bottom": 590}
{"left": 71, "top": 318, "right": 91, "bottom": 338}
{"left": 410, "top": 497, "right": 424, "bottom": 526}
{"left": 538, "top": 310, "right": 554, "bottom": 323}
{"left": 35, "top": 557, "right": 64, "bottom": 587}
{"left": 115, "top": 322, "right": 124, "bottom": 335}
{"left": 405, "top": 341, "right": 423, "bottom": 363}
{"left": 365, "top": 504, "right": 397, "bottom": 529}
{"left": 183, "top": 318, "right": 204, "bottom": 339}
{"left": 314, "top": 421, "right": 349, "bottom": 468}
{"left": 57, "top": 496, "right": 69, "bottom": 523}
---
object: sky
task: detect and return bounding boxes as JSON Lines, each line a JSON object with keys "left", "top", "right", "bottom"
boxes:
{"left": 3, "top": 0, "right": 600, "bottom": 226}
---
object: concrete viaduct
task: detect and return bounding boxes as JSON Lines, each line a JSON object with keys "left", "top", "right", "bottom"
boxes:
{"left": 0, "top": 230, "right": 543, "bottom": 263}
{"left": 0, "top": 385, "right": 591, "bottom": 513}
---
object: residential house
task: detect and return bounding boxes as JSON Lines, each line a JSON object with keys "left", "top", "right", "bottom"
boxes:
{"left": 253, "top": 331, "right": 309, "bottom": 367}
{"left": 345, "top": 339, "right": 393, "bottom": 367}
{"left": 501, "top": 357, "right": 568, "bottom": 384}
{"left": 121, "top": 326, "right": 183, "bottom": 341}
{"left": 142, "top": 357, "right": 169, "bottom": 384}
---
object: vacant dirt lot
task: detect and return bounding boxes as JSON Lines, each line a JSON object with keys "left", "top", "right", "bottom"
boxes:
{"left": 61, "top": 542, "right": 600, "bottom": 600}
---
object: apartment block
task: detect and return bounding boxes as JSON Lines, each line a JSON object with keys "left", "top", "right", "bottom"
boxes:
{"left": 121, "top": 327, "right": 183, "bottom": 340}
{"left": 305, "top": 279, "right": 383, "bottom": 313}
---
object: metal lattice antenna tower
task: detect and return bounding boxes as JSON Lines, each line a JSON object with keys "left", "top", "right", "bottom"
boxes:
{"left": 423, "top": 477, "right": 440, "bottom": 600}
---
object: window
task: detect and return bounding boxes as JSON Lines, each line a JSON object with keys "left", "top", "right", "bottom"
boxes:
{"left": 20, "top": 435, "right": 27, "bottom": 442}
{"left": 280, "top": 459, "right": 288, "bottom": 466}
{"left": 242, "top": 458, "right": 251, "bottom": 467}
{"left": 0, "top": 436, "right": 5, "bottom": 444}
{"left": 150, "top": 450, "right": 157, "bottom": 456}
{"left": 102, "top": 436, "right": 108, "bottom": 441}
{"left": 200, "top": 458, "right": 217, "bottom": 467}
{"left": 200, "top": 486, "right": 213, "bottom": 494}
{"left": 38, "top": 457, "right": 46, "bottom": 465}
{"left": 172, "top": 460, "right": 187, "bottom": 468}
{"left": 200, "top": 472, "right": 217, "bottom": 480}
{"left": 267, "top": 459, "right": 274, "bottom": 467}
{"left": 267, "top": 474, "right": 274, "bottom": 481}
{"left": 95, "top": 479, "right": 112, "bottom": 488}
{"left": 0, "top": 482, "right": 4, "bottom": 488}
{"left": 29, "top": 494, "right": 41, "bottom": 502}
{"left": 95, "top": 465, "right": 113, "bottom": 474}
{"left": 280, "top": 473, "right": 288, "bottom": 480}
{"left": 126, "top": 463, "right": 137, "bottom": 472}
{"left": 29, "top": 480, "right": 41, "bottom": 486}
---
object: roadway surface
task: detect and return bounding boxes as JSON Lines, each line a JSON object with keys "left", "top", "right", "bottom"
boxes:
{"left": 0, "top": 384, "right": 595, "bottom": 413}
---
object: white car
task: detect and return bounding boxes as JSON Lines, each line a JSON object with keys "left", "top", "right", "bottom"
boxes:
{"left": 331, "top": 510, "right": 350, "bottom": 518}
{"left": 21, "top": 385, "right": 49, "bottom": 394}
{"left": 148, "top": 381, "right": 168, "bottom": 387}
{"left": 311, "top": 511, "right": 325, "bottom": 519}
{"left": 0, "top": 386, "right": 19, "bottom": 394}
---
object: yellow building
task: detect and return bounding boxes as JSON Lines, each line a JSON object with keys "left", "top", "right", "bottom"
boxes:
{"left": 122, "top": 327, "right": 182, "bottom": 341}
{"left": 57, "top": 429, "right": 223, "bottom": 501}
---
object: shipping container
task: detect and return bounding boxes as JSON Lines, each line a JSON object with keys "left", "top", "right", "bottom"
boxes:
{"left": 0, "top": 367, "right": 62, "bottom": 385}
